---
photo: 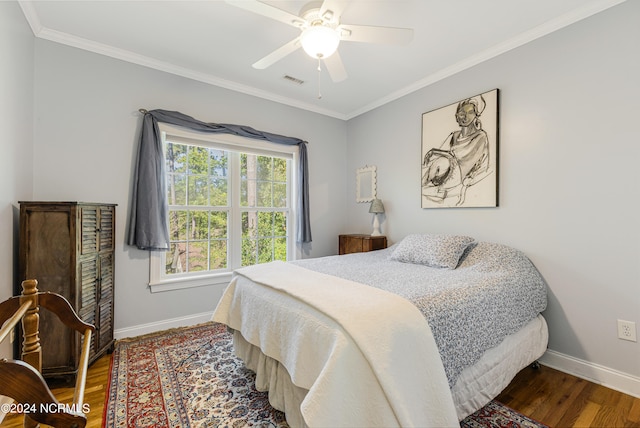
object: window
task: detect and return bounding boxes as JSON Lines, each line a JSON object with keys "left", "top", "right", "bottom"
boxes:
{"left": 149, "top": 126, "right": 297, "bottom": 292}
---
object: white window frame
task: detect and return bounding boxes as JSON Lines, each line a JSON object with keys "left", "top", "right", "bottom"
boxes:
{"left": 149, "top": 123, "right": 299, "bottom": 293}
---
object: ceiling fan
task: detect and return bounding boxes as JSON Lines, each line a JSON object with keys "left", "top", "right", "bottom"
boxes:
{"left": 226, "top": 0, "right": 414, "bottom": 83}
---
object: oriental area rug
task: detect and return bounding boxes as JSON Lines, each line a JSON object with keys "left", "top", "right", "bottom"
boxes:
{"left": 103, "top": 322, "right": 547, "bottom": 428}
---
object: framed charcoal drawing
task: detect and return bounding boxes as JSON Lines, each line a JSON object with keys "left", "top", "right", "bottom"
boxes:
{"left": 421, "top": 89, "right": 499, "bottom": 208}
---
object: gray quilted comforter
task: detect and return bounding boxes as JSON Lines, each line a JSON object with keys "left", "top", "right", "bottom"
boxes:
{"left": 292, "top": 241, "right": 547, "bottom": 387}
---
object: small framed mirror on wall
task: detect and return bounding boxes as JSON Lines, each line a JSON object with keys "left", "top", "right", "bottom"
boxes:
{"left": 356, "top": 165, "right": 377, "bottom": 203}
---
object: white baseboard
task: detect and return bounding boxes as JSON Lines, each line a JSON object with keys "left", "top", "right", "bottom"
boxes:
{"left": 540, "top": 349, "right": 640, "bottom": 398}
{"left": 114, "top": 311, "right": 214, "bottom": 340}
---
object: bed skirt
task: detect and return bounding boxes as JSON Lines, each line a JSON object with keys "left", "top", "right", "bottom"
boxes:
{"left": 233, "top": 314, "right": 548, "bottom": 425}
{"left": 451, "top": 314, "right": 548, "bottom": 419}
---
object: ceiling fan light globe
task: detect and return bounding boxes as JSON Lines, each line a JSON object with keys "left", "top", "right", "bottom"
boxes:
{"left": 300, "top": 25, "right": 340, "bottom": 59}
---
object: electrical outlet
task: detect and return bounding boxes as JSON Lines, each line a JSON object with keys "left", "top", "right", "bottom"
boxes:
{"left": 617, "top": 320, "right": 637, "bottom": 342}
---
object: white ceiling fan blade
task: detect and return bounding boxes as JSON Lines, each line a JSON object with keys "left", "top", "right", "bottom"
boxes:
{"left": 226, "top": 0, "right": 305, "bottom": 28}
{"left": 319, "top": 0, "right": 346, "bottom": 24}
{"left": 323, "top": 51, "right": 348, "bottom": 82}
{"left": 252, "top": 37, "right": 301, "bottom": 69}
{"left": 339, "top": 24, "right": 414, "bottom": 45}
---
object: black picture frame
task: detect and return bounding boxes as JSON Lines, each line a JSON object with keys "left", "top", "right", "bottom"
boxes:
{"left": 421, "top": 89, "right": 499, "bottom": 208}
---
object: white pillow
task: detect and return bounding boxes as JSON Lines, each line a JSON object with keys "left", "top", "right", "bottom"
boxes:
{"left": 390, "top": 234, "right": 475, "bottom": 269}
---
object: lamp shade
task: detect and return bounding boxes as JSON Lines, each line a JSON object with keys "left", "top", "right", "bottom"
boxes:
{"left": 369, "top": 198, "right": 385, "bottom": 214}
{"left": 300, "top": 25, "right": 340, "bottom": 59}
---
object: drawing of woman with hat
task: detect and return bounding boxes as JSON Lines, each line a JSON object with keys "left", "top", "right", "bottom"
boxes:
{"left": 422, "top": 94, "right": 491, "bottom": 206}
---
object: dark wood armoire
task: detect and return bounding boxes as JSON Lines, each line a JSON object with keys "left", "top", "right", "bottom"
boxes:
{"left": 18, "top": 201, "right": 116, "bottom": 381}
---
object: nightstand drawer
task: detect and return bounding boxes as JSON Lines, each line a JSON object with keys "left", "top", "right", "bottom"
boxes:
{"left": 339, "top": 234, "right": 387, "bottom": 255}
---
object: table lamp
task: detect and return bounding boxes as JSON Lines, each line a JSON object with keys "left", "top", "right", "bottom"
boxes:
{"left": 369, "top": 198, "right": 385, "bottom": 236}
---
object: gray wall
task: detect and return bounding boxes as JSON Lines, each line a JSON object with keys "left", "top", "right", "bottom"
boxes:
{"left": 0, "top": 2, "right": 34, "bottom": 358}
{"left": 346, "top": 1, "right": 640, "bottom": 381}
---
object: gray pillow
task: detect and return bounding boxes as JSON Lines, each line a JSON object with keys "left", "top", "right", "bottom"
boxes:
{"left": 390, "top": 234, "right": 475, "bottom": 269}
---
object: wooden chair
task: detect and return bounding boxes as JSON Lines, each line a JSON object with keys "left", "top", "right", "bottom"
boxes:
{"left": 0, "top": 279, "right": 95, "bottom": 428}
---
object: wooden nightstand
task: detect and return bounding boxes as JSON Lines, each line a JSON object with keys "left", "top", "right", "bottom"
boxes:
{"left": 339, "top": 234, "right": 388, "bottom": 255}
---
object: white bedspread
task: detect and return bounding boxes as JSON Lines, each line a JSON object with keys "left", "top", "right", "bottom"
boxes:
{"left": 212, "top": 261, "right": 458, "bottom": 428}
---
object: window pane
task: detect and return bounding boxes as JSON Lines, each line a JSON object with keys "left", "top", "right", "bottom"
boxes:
{"left": 241, "top": 238, "right": 256, "bottom": 266}
{"left": 188, "top": 146, "right": 209, "bottom": 174}
{"left": 275, "top": 237, "right": 287, "bottom": 261}
{"left": 242, "top": 211, "right": 258, "bottom": 238}
{"left": 166, "top": 143, "right": 187, "bottom": 173}
{"left": 257, "top": 181, "right": 272, "bottom": 207}
{"left": 273, "top": 158, "right": 287, "bottom": 182}
{"left": 258, "top": 238, "right": 274, "bottom": 263}
{"left": 188, "top": 211, "right": 209, "bottom": 240}
{"left": 240, "top": 179, "right": 249, "bottom": 207}
{"left": 257, "top": 156, "right": 273, "bottom": 181}
{"left": 257, "top": 211, "right": 273, "bottom": 237}
{"left": 165, "top": 243, "right": 186, "bottom": 274}
{"left": 274, "top": 212, "right": 287, "bottom": 237}
{"left": 188, "top": 175, "right": 209, "bottom": 205}
{"left": 167, "top": 174, "right": 186, "bottom": 206}
{"left": 244, "top": 179, "right": 258, "bottom": 207}
{"left": 210, "top": 149, "right": 228, "bottom": 178}
{"left": 210, "top": 178, "right": 228, "bottom": 206}
{"left": 240, "top": 153, "right": 249, "bottom": 180}
{"left": 273, "top": 183, "right": 287, "bottom": 208}
{"left": 188, "top": 241, "right": 208, "bottom": 272}
{"left": 210, "top": 240, "right": 227, "bottom": 269}
{"left": 169, "top": 210, "right": 188, "bottom": 241}
{"left": 210, "top": 211, "right": 227, "bottom": 238}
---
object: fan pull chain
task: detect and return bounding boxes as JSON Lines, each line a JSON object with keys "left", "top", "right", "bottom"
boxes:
{"left": 317, "top": 57, "right": 322, "bottom": 99}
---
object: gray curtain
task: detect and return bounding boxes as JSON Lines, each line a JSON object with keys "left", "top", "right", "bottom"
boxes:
{"left": 127, "top": 109, "right": 312, "bottom": 250}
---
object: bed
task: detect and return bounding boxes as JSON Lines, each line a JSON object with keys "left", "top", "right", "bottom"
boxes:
{"left": 213, "top": 234, "right": 548, "bottom": 427}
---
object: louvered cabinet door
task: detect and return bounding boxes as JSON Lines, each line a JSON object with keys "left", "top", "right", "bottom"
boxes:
{"left": 96, "top": 205, "right": 115, "bottom": 357}
{"left": 80, "top": 205, "right": 114, "bottom": 252}
{"left": 79, "top": 204, "right": 116, "bottom": 359}
{"left": 78, "top": 256, "right": 98, "bottom": 360}
{"left": 99, "top": 206, "right": 115, "bottom": 252}
{"left": 80, "top": 206, "right": 99, "bottom": 255}
{"left": 97, "top": 252, "right": 114, "bottom": 354}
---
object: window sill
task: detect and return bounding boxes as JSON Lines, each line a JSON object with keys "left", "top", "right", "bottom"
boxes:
{"left": 149, "top": 272, "right": 232, "bottom": 293}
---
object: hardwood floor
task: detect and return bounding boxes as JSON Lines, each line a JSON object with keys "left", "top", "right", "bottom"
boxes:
{"left": 2, "top": 356, "right": 639, "bottom": 427}
{"left": 1, "top": 355, "right": 110, "bottom": 428}
{"left": 497, "top": 364, "right": 640, "bottom": 427}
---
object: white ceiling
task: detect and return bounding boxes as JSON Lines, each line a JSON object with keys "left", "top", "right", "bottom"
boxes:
{"left": 19, "top": 0, "right": 625, "bottom": 120}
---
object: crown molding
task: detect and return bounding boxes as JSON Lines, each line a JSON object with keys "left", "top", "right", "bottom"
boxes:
{"left": 344, "top": 0, "right": 628, "bottom": 119}
{"left": 17, "top": 1, "right": 347, "bottom": 120}
{"left": 44, "top": 26, "right": 348, "bottom": 120}
{"left": 18, "top": 0, "right": 626, "bottom": 121}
